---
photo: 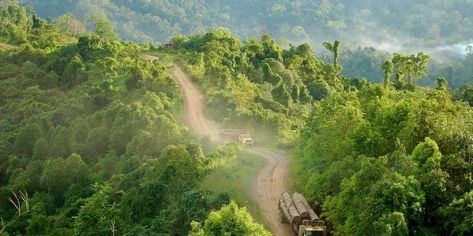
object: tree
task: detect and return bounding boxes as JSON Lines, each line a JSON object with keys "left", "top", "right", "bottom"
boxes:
{"left": 201, "top": 201, "right": 271, "bottom": 236}
{"left": 323, "top": 40, "right": 341, "bottom": 69}
{"left": 89, "top": 15, "right": 117, "bottom": 41}
{"left": 73, "top": 184, "right": 122, "bottom": 236}
{"left": 13, "top": 123, "right": 41, "bottom": 156}
{"left": 40, "top": 153, "right": 89, "bottom": 197}
{"left": 308, "top": 79, "right": 334, "bottom": 101}
{"left": 55, "top": 14, "right": 87, "bottom": 36}
{"left": 373, "top": 212, "right": 408, "bottom": 236}
{"left": 84, "top": 126, "right": 109, "bottom": 162}
{"left": 272, "top": 83, "right": 292, "bottom": 107}
{"left": 381, "top": 60, "right": 394, "bottom": 88}
{"left": 32, "top": 138, "right": 50, "bottom": 160}
{"left": 455, "top": 84, "right": 473, "bottom": 106}
{"left": 262, "top": 62, "right": 282, "bottom": 85}
{"left": 50, "top": 125, "right": 71, "bottom": 157}
{"left": 261, "top": 35, "right": 283, "bottom": 62}
{"left": 440, "top": 191, "right": 473, "bottom": 235}
{"left": 62, "top": 55, "right": 86, "bottom": 84}
{"left": 436, "top": 77, "right": 448, "bottom": 90}
{"left": 392, "top": 52, "right": 430, "bottom": 85}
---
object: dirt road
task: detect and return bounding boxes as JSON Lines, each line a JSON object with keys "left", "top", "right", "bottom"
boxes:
{"left": 248, "top": 148, "right": 292, "bottom": 236}
{"left": 172, "top": 66, "right": 220, "bottom": 141}
{"left": 172, "top": 65, "right": 292, "bottom": 235}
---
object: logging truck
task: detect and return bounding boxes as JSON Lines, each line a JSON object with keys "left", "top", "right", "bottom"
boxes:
{"left": 279, "top": 192, "right": 327, "bottom": 236}
{"left": 218, "top": 129, "right": 254, "bottom": 147}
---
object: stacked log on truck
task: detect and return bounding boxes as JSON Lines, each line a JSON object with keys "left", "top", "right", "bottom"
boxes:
{"left": 293, "top": 193, "right": 325, "bottom": 226}
{"left": 279, "top": 192, "right": 327, "bottom": 236}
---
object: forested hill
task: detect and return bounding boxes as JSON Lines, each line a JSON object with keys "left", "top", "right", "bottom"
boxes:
{"left": 0, "top": 6, "right": 270, "bottom": 235}
{"left": 21, "top": 0, "right": 473, "bottom": 48}
{"left": 163, "top": 27, "right": 473, "bottom": 234}
{"left": 2, "top": 3, "right": 473, "bottom": 235}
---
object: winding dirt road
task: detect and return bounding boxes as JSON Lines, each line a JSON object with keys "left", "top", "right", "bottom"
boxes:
{"left": 172, "top": 65, "right": 292, "bottom": 235}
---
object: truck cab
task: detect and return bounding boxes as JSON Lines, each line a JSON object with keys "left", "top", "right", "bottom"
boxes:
{"left": 239, "top": 133, "right": 254, "bottom": 147}
{"left": 298, "top": 220, "right": 326, "bottom": 236}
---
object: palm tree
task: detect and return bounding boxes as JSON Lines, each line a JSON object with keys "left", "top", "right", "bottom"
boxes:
{"left": 392, "top": 52, "right": 430, "bottom": 85}
{"left": 323, "top": 40, "right": 341, "bottom": 68}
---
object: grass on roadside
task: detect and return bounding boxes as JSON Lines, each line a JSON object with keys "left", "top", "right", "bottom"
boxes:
{"left": 0, "top": 42, "right": 17, "bottom": 51}
{"left": 200, "top": 150, "right": 267, "bottom": 223}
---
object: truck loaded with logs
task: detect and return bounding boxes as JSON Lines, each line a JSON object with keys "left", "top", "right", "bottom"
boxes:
{"left": 279, "top": 192, "right": 327, "bottom": 236}
{"left": 218, "top": 129, "right": 254, "bottom": 147}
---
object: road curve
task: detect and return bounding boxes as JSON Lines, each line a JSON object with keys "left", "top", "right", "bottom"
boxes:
{"left": 248, "top": 148, "right": 292, "bottom": 236}
{"left": 171, "top": 65, "right": 292, "bottom": 236}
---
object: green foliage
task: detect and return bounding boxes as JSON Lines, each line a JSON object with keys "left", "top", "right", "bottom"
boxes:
{"left": 13, "top": 123, "right": 41, "bottom": 156}
{"left": 295, "top": 84, "right": 473, "bottom": 234}
{"left": 89, "top": 14, "right": 117, "bottom": 41}
{"left": 73, "top": 184, "right": 121, "bottom": 236}
{"left": 172, "top": 31, "right": 341, "bottom": 145}
{"left": 0, "top": 9, "right": 252, "bottom": 235}
{"left": 436, "top": 77, "right": 448, "bottom": 90}
{"left": 392, "top": 52, "right": 430, "bottom": 86}
{"left": 440, "top": 191, "right": 473, "bottom": 235}
{"left": 382, "top": 59, "right": 394, "bottom": 87}
{"left": 40, "top": 153, "right": 89, "bottom": 198}
{"left": 323, "top": 40, "right": 341, "bottom": 69}
{"left": 271, "top": 83, "right": 292, "bottom": 107}
{"left": 191, "top": 201, "right": 271, "bottom": 236}
{"left": 455, "top": 84, "right": 473, "bottom": 106}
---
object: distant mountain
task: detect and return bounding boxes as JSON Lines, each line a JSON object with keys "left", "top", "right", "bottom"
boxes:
{"left": 21, "top": 0, "right": 473, "bottom": 50}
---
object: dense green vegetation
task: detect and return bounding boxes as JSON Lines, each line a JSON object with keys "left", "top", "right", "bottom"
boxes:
{"left": 295, "top": 62, "right": 473, "bottom": 234}
{"left": 0, "top": 6, "right": 268, "bottom": 235}
{"left": 189, "top": 202, "right": 271, "bottom": 236}
{"left": 2, "top": 2, "right": 473, "bottom": 235}
{"left": 165, "top": 29, "right": 342, "bottom": 146}
{"left": 163, "top": 28, "right": 473, "bottom": 235}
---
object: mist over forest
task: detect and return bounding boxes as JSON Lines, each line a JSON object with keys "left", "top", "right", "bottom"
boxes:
{"left": 21, "top": 0, "right": 473, "bottom": 55}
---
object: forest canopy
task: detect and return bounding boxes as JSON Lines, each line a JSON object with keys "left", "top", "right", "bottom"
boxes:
{"left": 1, "top": 2, "right": 473, "bottom": 236}
{"left": 0, "top": 6, "right": 268, "bottom": 235}
{"left": 21, "top": 0, "right": 473, "bottom": 49}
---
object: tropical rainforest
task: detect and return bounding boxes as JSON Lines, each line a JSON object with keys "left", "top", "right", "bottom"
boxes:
{"left": 1, "top": 1, "right": 473, "bottom": 236}
{"left": 20, "top": 0, "right": 473, "bottom": 48}
{"left": 168, "top": 28, "right": 473, "bottom": 235}
{"left": 0, "top": 5, "right": 269, "bottom": 236}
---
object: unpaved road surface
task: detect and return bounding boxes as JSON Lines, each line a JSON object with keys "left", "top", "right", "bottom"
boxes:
{"left": 172, "top": 65, "right": 292, "bottom": 235}
{"left": 248, "top": 148, "right": 292, "bottom": 236}
{"left": 172, "top": 66, "right": 220, "bottom": 141}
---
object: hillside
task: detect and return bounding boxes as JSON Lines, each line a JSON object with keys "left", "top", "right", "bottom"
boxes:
{"left": 21, "top": 0, "right": 473, "bottom": 49}
{"left": 158, "top": 28, "right": 473, "bottom": 234}
{"left": 1, "top": 3, "right": 473, "bottom": 236}
{"left": 19, "top": 0, "right": 473, "bottom": 89}
{"left": 0, "top": 6, "right": 269, "bottom": 235}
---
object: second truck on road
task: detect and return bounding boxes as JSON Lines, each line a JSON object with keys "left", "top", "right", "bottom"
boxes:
{"left": 218, "top": 129, "right": 254, "bottom": 147}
